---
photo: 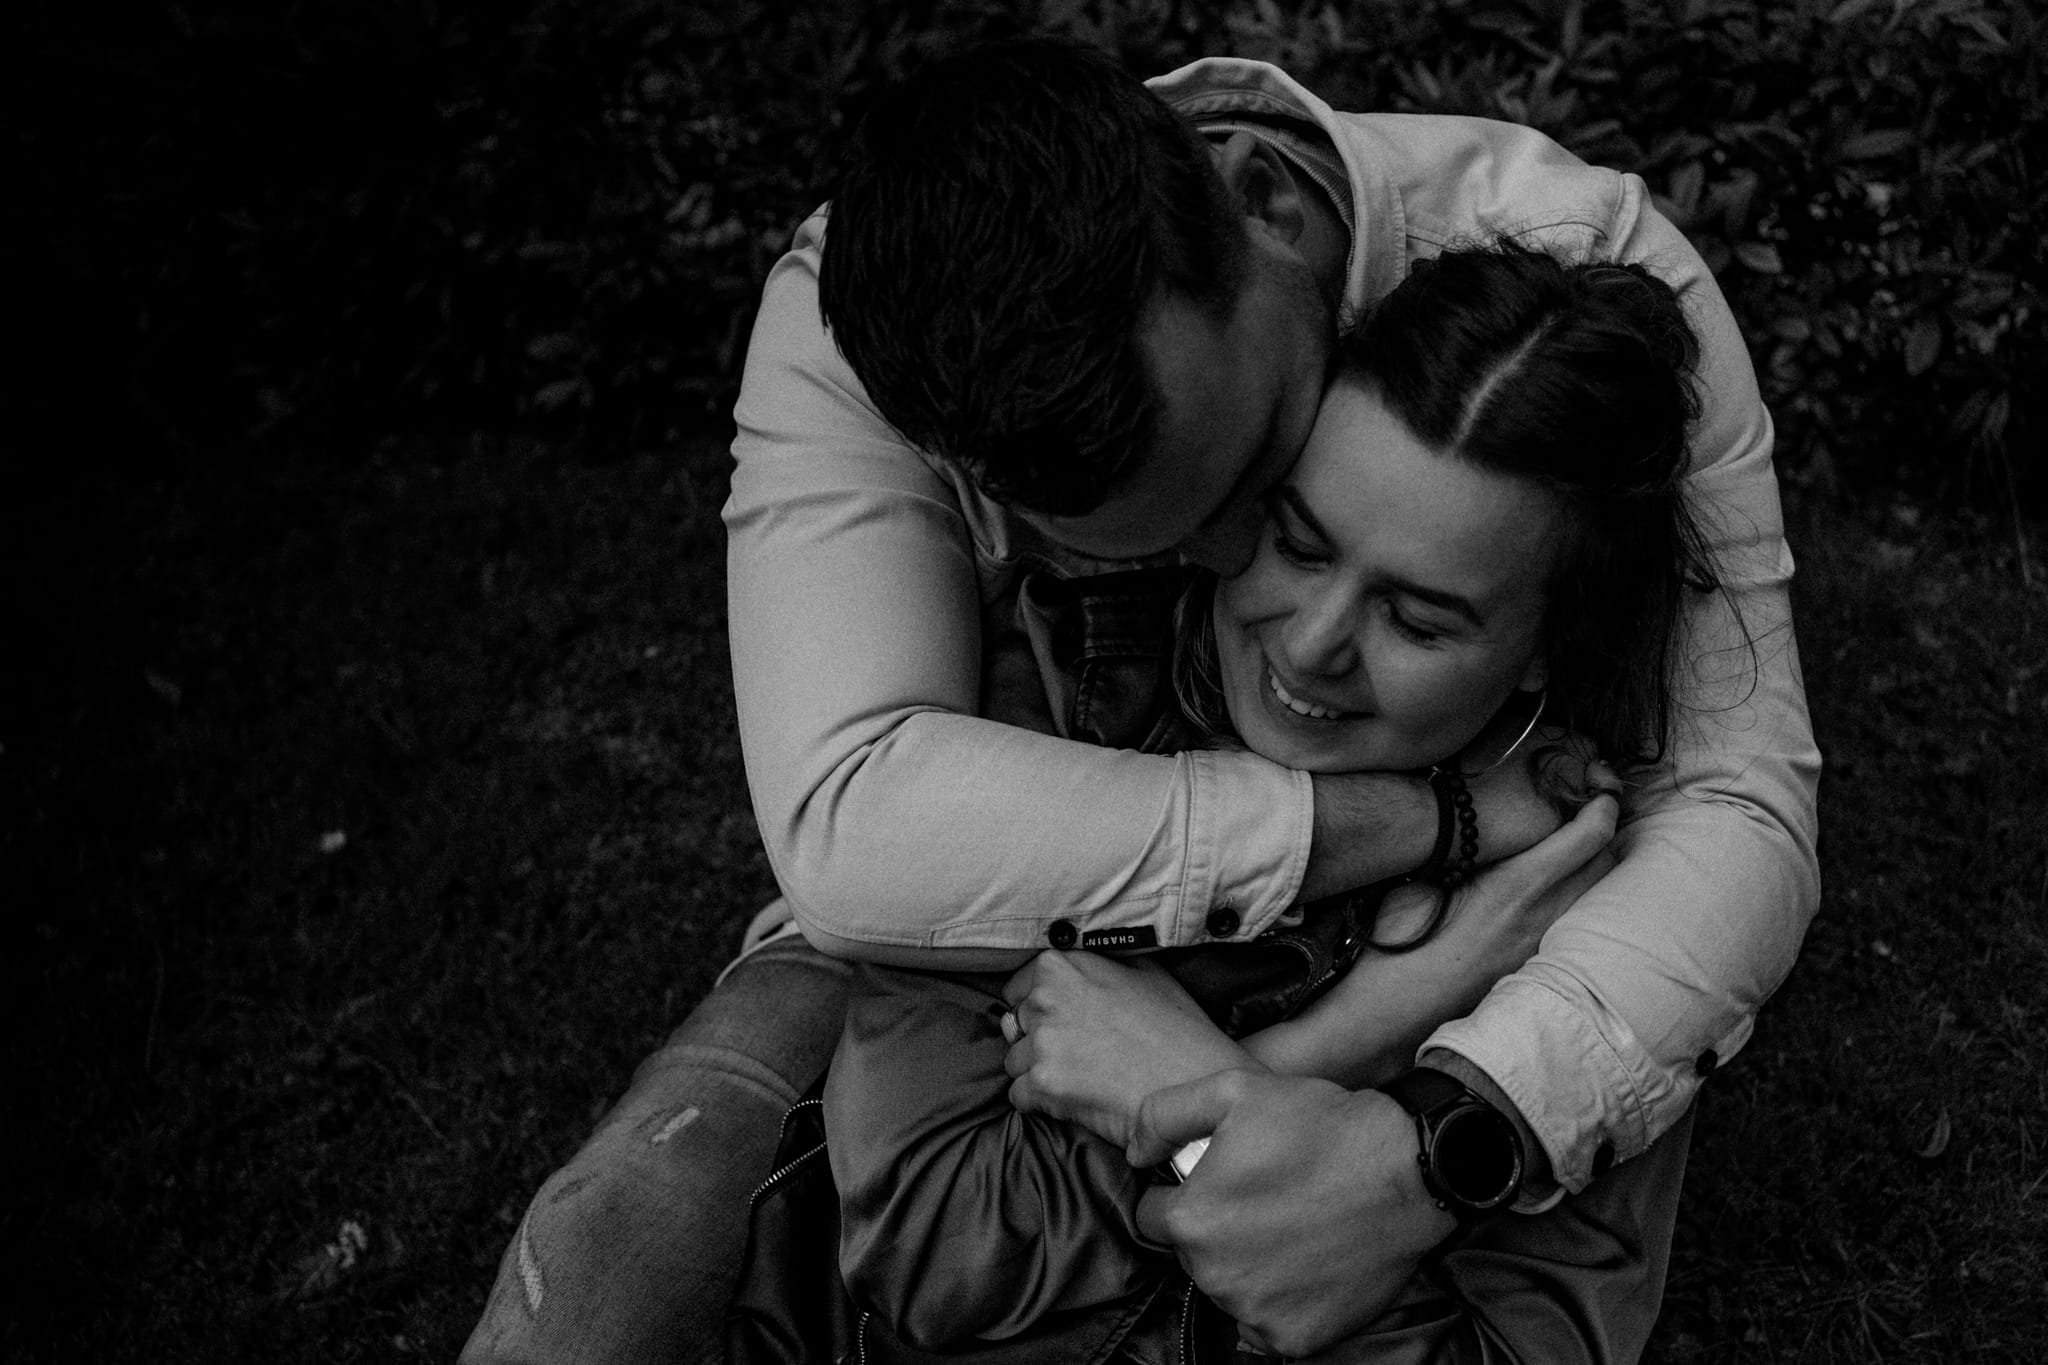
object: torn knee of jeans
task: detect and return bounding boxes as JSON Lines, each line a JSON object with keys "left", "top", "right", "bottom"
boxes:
{"left": 647, "top": 1105, "right": 702, "bottom": 1145}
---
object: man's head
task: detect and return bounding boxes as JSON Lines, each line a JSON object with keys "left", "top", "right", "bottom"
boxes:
{"left": 818, "top": 39, "right": 1334, "bottom": 568}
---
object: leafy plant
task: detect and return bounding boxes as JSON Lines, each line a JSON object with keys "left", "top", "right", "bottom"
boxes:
{"left": 1189, "top": 0, "right": 2046, "bottom": 509}
{"left": 30, "top": 0, "right": 2045, "bottom": 513}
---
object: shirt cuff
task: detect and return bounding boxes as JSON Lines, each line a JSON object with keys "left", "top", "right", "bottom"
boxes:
{"left": 1420, "top": 975, "right": 1708, "bottom": 1199}
{"left": 1177, "top": 747, "right": 1315, "bottom": 946}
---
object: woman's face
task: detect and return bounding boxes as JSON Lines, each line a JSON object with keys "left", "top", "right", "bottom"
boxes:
{"left": 1213, "top": 378, "right": 1560, "bottom": 774}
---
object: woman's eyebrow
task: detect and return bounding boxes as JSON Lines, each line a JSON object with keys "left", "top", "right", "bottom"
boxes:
{"left": 1275, "top": 486, "right": 1330, "bottom": 539}
{"left": 1382, "top": 575, "right": 1484, "bottom": 627}
{"left": 1279, "top": 487, "right": 1486, "bottom": 626}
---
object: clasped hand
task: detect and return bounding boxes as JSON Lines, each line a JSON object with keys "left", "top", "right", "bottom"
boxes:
{"left": 995, "top": 781, "right": 1624, "bottom": 1356}
{"left": 1001, "top": 951, "right": 1249, "bottom": 1152}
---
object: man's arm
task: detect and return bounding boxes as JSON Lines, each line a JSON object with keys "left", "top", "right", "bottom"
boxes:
{"left": 1245, "top": 795, "right": 1619, "bottom": 1120}
{"left": 1127, "top": 1066, "right": 1691, "bottom": 1362}
{"left": 1129, "top": 61, "right": 1819, "bottom": 1180}
{"left": 729, "top": 212, "right": 1451, "bottom": 968}
{"left": 1116, "top": 163, "right": 1812, "bottom": 1357}
{"left": 1420, "top": 165, "right": 1822, "bottom": 1190}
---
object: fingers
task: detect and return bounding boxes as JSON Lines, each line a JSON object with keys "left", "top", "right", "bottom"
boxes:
{"left": 1006, "top": 1069, "right": 1042, "bottom": 1120}
{"left": 1133, "top": 1183, "right": 1182, "bottom": 1249}
{"left": 1002, "top": 1032, "right": 1033, "bottom": 1079}
{"left": 1492, "top": 792, "right": 1619, "bottom": 895}
{"left": 1000, "top": 953, "right": 1046, "bottom": 1009}
{"left": 1529, "top": 735, "right": 1610, "bottom": 816}
{"left": 1127, "top": 1069, "right": 1242, "bottom": 1167}
{"left": 1584, "top": 758, "right": 1624, "bottom": 799}
{"left": 1544, "top": 842, "right": 1619, "bottom": 913}
{"left": 1236, "top": 1325, "right": 1280, "bottom": 1357}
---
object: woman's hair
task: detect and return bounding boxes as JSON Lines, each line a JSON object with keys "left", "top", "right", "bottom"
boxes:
{"left": 1178, "top": 243, "right": 1725, "bottom": 767}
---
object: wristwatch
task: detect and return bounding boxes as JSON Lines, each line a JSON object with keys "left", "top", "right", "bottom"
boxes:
{"left": 1382, "top": 1066, "right": 1526, "bottom": 1221}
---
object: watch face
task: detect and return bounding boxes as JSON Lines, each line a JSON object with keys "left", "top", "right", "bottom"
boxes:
{"left": 1431, "top": 1104, "right": 1522, "bottom": 1210}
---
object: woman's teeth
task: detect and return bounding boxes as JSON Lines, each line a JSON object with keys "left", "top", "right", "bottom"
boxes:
{"left": 1269, "top": 670, "right": 1342, "bottom": 720}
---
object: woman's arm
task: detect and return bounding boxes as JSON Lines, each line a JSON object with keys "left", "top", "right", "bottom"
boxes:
{"left": 1244, "top": 794, "right": 1620, "bottom": 1091}
{"left": 1005, "top": 796, "right": 1619, "bottom": 1150}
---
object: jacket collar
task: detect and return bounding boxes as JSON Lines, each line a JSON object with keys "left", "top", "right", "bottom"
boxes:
{"left": 1147, "top": 58, "right": 1404, "bottom": 323}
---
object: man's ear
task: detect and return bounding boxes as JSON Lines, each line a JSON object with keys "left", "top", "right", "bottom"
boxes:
{"left": 1210, "top": 131, "right": 1307, "bottom": 247}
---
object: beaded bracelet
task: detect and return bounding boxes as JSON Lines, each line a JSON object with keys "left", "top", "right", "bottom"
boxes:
{"left": 1418, "top": 765, "right": 1480, "bottom": 886}
{"left": 1377, "top": 766, "right": 1481, "bottom": 954}
{"left": 1436, "top": 766, "right": 1480, "bottom": 888}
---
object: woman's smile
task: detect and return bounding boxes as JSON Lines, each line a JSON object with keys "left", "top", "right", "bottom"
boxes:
{"left": 1212, "top": 379, "right": 1557, "bottom": 775}
{"left": 1264, "top": 661, "right": 1355, "bottom": 722}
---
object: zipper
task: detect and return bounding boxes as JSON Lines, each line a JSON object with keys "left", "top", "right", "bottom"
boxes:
{"left": 776, "top": 1093, "right": 823, "bottom": 1140}
{"left": 1298, "top": 904, "right": 1372, "bottom": 1009}
{"left": 854, "top": 1309, "right": 871, "bottom": 1365}
{"left": 1272, "top": 933, "right": 1343, "bottom": 1021}
{"left": 1273, "top": 899, "right": 1372, "bottom": 1019}
{"left": 1177, "top": 1278, "right": 1197, "bottom": 1365}
{"left": 745, "top": 1095, "right": 826, "bottom": 1206}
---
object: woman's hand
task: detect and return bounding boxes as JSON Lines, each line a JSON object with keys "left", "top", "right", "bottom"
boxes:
{"left": 1461, "top": 720, "right": 1622, "bottom": 865}
{"left": 1001, "top": 951, "right": 1255, "bottom": 1150}
{"left": 1244, "top": 792, "right": 1622, "bottom": 1091}
{"left": 1391, "top": 786, "right": 1620, "bottom": 993}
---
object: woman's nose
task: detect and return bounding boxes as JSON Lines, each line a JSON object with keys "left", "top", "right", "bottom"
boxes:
{"left": 1279, "top": 589, "right": 1359, "bottom": 677}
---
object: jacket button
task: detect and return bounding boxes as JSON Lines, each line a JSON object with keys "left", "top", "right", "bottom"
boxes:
{"left": 1206, "top": 907, "right": 1240, "bottom": 938}
{"left": 1046, "top": 919, "right": 1078, "bottom": 950}
{"left": 1695, "top": 1049, "right": 1719, "bottom": 1078}
{"left": 1591, "top": 1141, "right": 1615, "bottom": 1178}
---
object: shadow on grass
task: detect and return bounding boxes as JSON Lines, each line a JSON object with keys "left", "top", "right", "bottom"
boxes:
{"left": 12, "top": 443, "right": 2046, "bottom": 1361}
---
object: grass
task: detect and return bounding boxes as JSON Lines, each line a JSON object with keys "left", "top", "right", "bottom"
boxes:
{"left": 1654, "top": 496, "right": 2048, "bottom": 1360}
{"left": 11, "top": 436, "right": 2047, "bottom": 1361}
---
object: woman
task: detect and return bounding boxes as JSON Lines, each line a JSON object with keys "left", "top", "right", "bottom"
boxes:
{"left": 743, "top": 243, "right": 1729, "bottom": 1363}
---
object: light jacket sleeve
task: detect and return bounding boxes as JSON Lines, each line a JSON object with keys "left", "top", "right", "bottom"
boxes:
{"left": 1155, "top": 56, "right": 1824, "bottom": 1186}
{"left": 1421, "top": 161, "right": 1822, "bottom": 1193}
{"left": 725, "top": 210, "right": 1313, "bottom": 968}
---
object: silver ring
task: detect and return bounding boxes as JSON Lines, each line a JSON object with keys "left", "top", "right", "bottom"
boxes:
{"left": 999, "top": 1010, "right": 1023, "bottom": 1045}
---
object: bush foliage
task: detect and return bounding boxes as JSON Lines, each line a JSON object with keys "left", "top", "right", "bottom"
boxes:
{"left": 31, "top": 0, "right": 2044, "bottom": 502}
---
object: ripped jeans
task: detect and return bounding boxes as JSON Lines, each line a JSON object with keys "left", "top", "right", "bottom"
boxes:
{"left": 460, "top": 936, "right": 852, "bottom": 1365}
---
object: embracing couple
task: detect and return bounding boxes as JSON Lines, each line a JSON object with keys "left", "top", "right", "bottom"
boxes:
{"left": 464, "top": 37, "right": 1820, "bottom": 1365}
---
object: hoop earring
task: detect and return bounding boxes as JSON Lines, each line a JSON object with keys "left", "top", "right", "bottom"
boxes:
{"left": 1461, "top": 688, "right": 1547, "bottom": 777}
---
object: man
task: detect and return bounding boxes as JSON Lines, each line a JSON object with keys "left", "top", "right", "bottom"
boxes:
{"left": 464, "top": 38, "right": 1819, "bottom": 1364}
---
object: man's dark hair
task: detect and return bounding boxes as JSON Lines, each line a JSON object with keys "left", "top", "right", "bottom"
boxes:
{"left": 818, "top": 38, "right": 1248, "bottom": 516}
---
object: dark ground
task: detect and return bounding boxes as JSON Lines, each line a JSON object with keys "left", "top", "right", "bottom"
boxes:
{"left": 10, "top": 435, "right": 2047, "bottom": 1361}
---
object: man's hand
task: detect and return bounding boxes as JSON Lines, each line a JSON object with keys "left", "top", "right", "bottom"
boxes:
{"left": 1129, "top": 1070, "right": 1456, "bottom": 1357}
{"left": 1002, "top": 952, "right": 1250, "bottom": 1149}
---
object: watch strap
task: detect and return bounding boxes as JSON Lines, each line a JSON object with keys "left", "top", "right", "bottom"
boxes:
{"left": 1383, "top": 1065, "right": 1471, "bottom": 1118}
{"left": 1383, "top": 1066, "right": 1524, "bottom": 1220}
